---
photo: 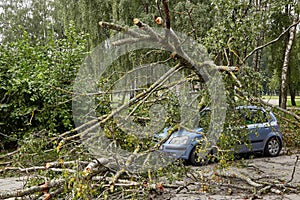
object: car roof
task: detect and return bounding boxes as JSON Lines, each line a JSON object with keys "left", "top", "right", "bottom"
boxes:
{"left": 203, "top": 105, "right": 264, "bottom": 111}
{"left": 236, "top": 105, "right": 260, "bottom": 110}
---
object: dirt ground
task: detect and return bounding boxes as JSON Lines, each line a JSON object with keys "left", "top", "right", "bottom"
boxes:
{"left": 1, "top": 152, "right": 300, "bottom": 199}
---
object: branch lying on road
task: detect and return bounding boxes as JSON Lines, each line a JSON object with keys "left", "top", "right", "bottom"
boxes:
{"left": 0, "top": 166, "right": 76, "bottom": 174}
{"left": 0, "top": 160, "right": 94, "bottom": 174}
{"left": 287, "top": 155, "right": 299, "bottom": 184}
{"left": 0, "top": 179, "right": 65, "bottom": 199}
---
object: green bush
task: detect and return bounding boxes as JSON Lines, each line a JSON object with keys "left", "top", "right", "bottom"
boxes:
{"left": 0, "top": 22, "right": 87, "bottom": 148}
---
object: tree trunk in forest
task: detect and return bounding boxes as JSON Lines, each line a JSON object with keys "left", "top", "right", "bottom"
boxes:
{"left": 289, "top": 83, "right": 297, "bottom": 106}
{"left": 253, "top": 32, "right": 264, "bottom": 72}
{"left": 279, "top": 85, "right": 282, "bottom": 107}
{"left": 280, "top": 21, "right": 297, "bottom": 109}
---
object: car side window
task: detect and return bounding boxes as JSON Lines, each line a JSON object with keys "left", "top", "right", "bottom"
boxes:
{"left": 240, "top": 109, "right": 268, "bottom": 124}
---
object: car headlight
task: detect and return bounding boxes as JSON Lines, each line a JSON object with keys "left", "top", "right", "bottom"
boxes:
{"left": 169, "top": 136, "right": 189, "bottom": 145}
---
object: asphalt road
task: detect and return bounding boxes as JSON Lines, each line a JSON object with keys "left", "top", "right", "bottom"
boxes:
{"left": 1, "top": 153, "right": 300, "bottom": 199}
{"left": 0, "top": 176, "right": 28, "bottom": 192}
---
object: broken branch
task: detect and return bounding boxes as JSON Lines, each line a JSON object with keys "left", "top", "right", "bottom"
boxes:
{"left": 0, "top": 179, "right": 65, "bottom": 199}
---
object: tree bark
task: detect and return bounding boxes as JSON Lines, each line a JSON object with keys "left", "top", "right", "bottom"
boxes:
{"left": 280, "top": 20, "right": 297, "bottom": 109}
{"left": 252, "top": 32, "right": 264, "bottom": 72}
{"left": 289, "top": 83, "right": 297, "bottom": 106}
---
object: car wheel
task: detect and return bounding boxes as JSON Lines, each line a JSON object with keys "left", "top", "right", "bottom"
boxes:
{"left": 189, "top": 146, "right": 209, "bottom": 166}
{"left": 264, "top": 137, "right": 281, "bottom": 157}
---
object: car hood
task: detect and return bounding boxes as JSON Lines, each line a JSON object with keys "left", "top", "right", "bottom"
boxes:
{"left": 154, "top": 127, "right": 204, "bottom": 142}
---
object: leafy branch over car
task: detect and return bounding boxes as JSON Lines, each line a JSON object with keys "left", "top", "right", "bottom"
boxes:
{"left": 154, "top": 106, "right": 282, "bottom": 166}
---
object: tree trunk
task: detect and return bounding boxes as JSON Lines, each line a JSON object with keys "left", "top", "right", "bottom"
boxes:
{"left": 289, "top": 83, "right": 297, "bottom": 106}
{"left": 253, "top": 32, "right": 264, "bottom": 72}
{"left": 280, "top": 21, "right": 297, "bottom": 109}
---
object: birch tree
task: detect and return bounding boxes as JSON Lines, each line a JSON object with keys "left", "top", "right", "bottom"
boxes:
{"left": 280, "top": 11, "right": 299, "bottom": 109}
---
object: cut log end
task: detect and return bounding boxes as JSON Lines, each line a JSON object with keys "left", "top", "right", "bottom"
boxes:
{"left": 133, "top": 18, "right": 139, "bottom": 25}
{"left": 154, "top": 16, "right": 163, "bottom": 25}
{"left": 133, "top": 18, "right": 143, "bottom": 28}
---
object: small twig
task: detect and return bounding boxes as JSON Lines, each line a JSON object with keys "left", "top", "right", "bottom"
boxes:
{"left": 221, "top": 183, "right": 253, "bottom": 192}
{"left": 257, "top": 185, "right": 271, "bottom": 195}
{"left": 187, "top": 7, "right": 197, "bottom": 39}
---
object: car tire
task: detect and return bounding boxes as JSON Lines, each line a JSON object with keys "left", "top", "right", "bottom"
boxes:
{"left": 264, "top": 137, "right": 281, "bottom": 157}
{"left": 189, "top": 146, "right": 209, "bottom": 166}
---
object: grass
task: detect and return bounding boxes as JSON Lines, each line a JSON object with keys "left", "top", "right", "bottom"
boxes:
{"left": 287, "top": 100, "right": 300, "bottom": 107}
{"left": 262, "top": 95, "right": 300, "bottom": 107}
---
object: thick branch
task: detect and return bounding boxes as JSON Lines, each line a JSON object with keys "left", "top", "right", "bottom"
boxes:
{"left": 84, "top": 158, "right": 109, "bottom": 173}
{"left": 133, "top": 18, "right": 164, "bottom": 43}
{"left": 0, "top": 180, "right": 65, "bottom": 199}
{"left": 59, "top": 62, "right": 183, "bottom": 146}
{"left": 109, "top": 146, "right": 140, "bottom": 192}
{"left": 162, "top": 0, "right": 170, "bottom": 29}
{"left": 98, "top": 21, "right": 146, "bottom": 38}
{"left": 216, "top": 171, "right": 263, "bottom": 188}
{"left": 0, "top": 166, "right": 76, "bottom": 174}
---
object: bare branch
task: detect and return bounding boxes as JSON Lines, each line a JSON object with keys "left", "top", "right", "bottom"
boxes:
{"left": 109, "top": 146, "right": 140, "bottom": 192}
{"left": 0, "top": 166, "right": 76, "bottom": 174}
{"left": 0, "top": 179, "right": 65, "bottom": 199}
{"left": 252, "top": 97, "right": 300, "bottom": 122}
{"left": 0, "top": 149, "right": 19, "bottom": 159}
{"left": 98, "top": 21, "right": 147, "bottom": 38}
{"left": 287, "top": 155, "right": 299, "bottom": 183}
{"left": 155, "top": 0, "right": 163, "bottom": 18}
{"left": 162, "top": 0, "right": 170, "bottom": 29}
{"left": 243, "top": 19, "right": 300, "bottom": 63}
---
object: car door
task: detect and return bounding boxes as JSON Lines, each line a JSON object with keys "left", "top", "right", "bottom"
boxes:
{"left": 244, "top": 108, "right": 271, "bottom": 152}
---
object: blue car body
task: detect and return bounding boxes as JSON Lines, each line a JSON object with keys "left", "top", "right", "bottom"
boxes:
{"left": 154, "top": 106, "right": 283, "bottom": 164}
{"left": 154, "top": 127, "right": 205, "bottom": 160}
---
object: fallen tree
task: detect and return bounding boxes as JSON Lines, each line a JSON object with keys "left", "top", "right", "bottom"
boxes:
{"left": 1, "top": 2, "right": 300, "bottom": 199}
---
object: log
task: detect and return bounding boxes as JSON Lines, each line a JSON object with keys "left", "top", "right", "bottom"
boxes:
{"left": 0, "top": 179, "right": 65, "bottom": 199}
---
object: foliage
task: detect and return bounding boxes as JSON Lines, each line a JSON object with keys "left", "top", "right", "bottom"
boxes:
{"left": 0, "top": 0, "right": 58, "bottom": 43}
{"left": 0, "top": 0, "right": 299, "bottom": 198}
{"left": 0, "top": 22, "right": 87, "bottom": 147}
{"left": 277, "top": 109, "right": 300, "bottom": 148}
